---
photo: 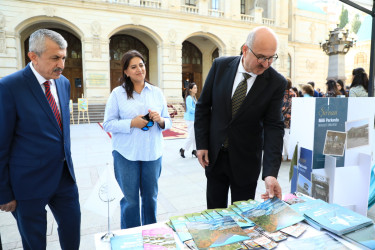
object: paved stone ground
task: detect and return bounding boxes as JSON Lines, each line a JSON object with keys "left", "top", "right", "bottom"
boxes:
{"left": 1, "top": 122, "right": 374, "bottom": 249}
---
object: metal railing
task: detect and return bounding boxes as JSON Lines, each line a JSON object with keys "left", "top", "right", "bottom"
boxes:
{"left": 181, "top": 5, "right": 199, "bottom": 14}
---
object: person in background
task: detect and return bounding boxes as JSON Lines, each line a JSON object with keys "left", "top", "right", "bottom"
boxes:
{"left": 301, "top": 84, "right": 314, "bottom": 97}
{"left": 195, "top": 26, "right": 286, "bottom": 209}
{"left": 325, "top": 79, "right": 341, "bottom": 97}
{"left": 180, "top": 82, "right": 198, "bottom": 158}
{"left": 307, "top": 81, "right": 323, "bottom": 97}
{"left": 182, "top": 78, "right": 190, "bottom": 98}
{"left": 349, "top": 67, "right": 369, "bottom": 97}
{"left": 336, "top": 79, "right": 347, "bottom": 97}
{"left": 281, "top": 78, "right": 296, "bottom": 161}
{"left": 290, "top": 86, "right": 299, "bottom": 97}
{"left": 103, "top": 50, "right": 172, "bottom": 229}
{"left": 0, "top": 29, "right": 80, "bottom": 250}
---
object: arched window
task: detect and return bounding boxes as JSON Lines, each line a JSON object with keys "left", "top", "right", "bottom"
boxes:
{"left": 182, "top": 41, "right": 202, "bottom": 65}
{"left": 212, "top": 48, "right": 219, "bottom": 62}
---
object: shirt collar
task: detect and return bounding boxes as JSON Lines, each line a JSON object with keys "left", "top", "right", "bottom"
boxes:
{"left": 29, "top": 62, "right": 55, "bottom": 86}
{"left": 120, "top": 81, "right": 152, "bottom": 93}
{"left": 238, "top": 56, "right": 257, "bottom": 78}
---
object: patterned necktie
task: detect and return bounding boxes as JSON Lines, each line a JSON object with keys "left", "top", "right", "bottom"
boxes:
{"left": 223, "top": 73, "right": 251, "bottom": 148}
{"left": 44, "top": 81, "right": 62, "bottom": 131}
{"left": 232, "top": 73, "right": 251, "bottom": 117}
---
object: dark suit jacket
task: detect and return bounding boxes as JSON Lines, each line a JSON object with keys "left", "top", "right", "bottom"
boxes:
{"left": 0, "top": 63, "right": 76, "bottom": 204}
{"left": 195, "top": 56, "right": 286, "bottom": 184}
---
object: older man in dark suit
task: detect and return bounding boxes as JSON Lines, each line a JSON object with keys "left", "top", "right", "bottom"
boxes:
{"left": 195, "top": 26, "right": 286, "bottom": 209}
{"left": 0, "top": 29, "right": 80, "bottom": 249}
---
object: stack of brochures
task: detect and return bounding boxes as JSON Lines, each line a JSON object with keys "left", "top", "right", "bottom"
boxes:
{"left": 290, "top": 198, "right": 374, "bottom": 235}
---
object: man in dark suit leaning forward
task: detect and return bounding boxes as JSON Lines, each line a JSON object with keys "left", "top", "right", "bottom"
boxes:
{"left": 0, "top": 29, "right": 80, "bottom": 249}
{"left": 195, "top": 26, "right": 286, "bottom": 209}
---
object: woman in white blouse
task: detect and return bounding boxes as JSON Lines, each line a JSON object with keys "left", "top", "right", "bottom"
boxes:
{"left": 103, "top": 50, "right": 172, "bottom": 229}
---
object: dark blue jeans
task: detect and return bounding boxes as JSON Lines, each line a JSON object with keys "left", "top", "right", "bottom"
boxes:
{"left": 112, "top": 150, "right": 162, "bottom": 229}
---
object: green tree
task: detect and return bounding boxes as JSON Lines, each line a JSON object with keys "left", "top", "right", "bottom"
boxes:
{"left": 339, "top": 6, "right": 349, "bottom": 29}
{"left": 352, "top": 13, "right": 362, "bottom": 34}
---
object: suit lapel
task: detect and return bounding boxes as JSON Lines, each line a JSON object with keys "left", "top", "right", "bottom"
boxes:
{"left": 224, "top": 57, "right": 241, "bottom": 117}
{"left": 55, "top": 78, "right": 66, "bottom": 134}
{"left": 24, "top": 65, "right": 62, "bottom": 135}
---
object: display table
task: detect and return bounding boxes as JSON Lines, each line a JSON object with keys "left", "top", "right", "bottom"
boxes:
{"left": 94, "top": 221, "right": 362, "bottom": 250}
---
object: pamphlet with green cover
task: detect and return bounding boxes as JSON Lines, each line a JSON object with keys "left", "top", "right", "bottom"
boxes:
{"left": 215, "top": 207, "right": 254, "bottom": 228}
{"left": 186, "top": 216, "right": 250, "bottom": 249}
{"left": 233, "top": 199, "right": 260, "bottom": 212}
{"left": 170, "top": 215, "right": 193, "bottom": 242}
{"left": 241, "top": 197, "right": 304, "bottom": 232}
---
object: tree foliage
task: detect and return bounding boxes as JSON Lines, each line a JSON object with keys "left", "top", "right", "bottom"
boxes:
{"left": 352, "top": 14, "right": 362, "bottom": 34}
{"left": 339, "top": 6, "right": 349, "bottom": 29}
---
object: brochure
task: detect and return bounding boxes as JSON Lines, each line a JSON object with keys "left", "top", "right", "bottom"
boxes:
{"left": 241, "top": 197, "right": 304, "bottom": 232}
{"left": 304, "top": 203, "right": 374, "bottom": 235}
{"left": 186, "top": 216, "right": 249, "bottom": 249}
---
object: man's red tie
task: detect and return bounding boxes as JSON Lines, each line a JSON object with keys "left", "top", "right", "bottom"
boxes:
{"left": 44, "top": 81, "right": 62, "bottom": 131}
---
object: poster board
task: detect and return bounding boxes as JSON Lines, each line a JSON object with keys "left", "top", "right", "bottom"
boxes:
{"left": 289, "top": 97, "right": 375, "bottom": 214}
{"left": 77, "top": 98, "right": 90, "bottom": 124}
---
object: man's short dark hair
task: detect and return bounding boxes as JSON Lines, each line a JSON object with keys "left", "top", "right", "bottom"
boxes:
{"left": 307, "top": 81, "right": 315, "bottom": 88}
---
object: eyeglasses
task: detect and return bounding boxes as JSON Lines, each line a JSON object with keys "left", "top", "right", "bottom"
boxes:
{"left": 248, "top": 47, "right": 278, "bottom": 64}
{"left": 141, "top": 113, "right": 154, "bottom": 131}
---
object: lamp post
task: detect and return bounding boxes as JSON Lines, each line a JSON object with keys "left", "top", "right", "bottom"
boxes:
{"left": 320, "top": 25, "right": 355, "bottom": 81}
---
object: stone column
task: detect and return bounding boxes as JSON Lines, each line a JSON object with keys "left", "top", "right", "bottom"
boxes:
{"left": 82, "top": 21, "right": 111, "bottom": 104}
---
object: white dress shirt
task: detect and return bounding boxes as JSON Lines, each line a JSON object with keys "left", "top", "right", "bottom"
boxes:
{"left": 231, "top": 56, "right": 258, "bottom": 97}
{"left": 30, "top": 63, "right": 61, "bottom": 114}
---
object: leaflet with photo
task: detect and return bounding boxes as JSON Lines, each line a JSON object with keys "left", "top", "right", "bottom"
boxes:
{"left": 241, "top": 197, "right": 304, "bottom": 233}
{"left": 186, "top": 216, "right": 250, "bottom": 249}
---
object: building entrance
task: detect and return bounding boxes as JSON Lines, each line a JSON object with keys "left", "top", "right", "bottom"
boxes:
{"left": 109, "top": 35, "right": 149, "bottom": 91}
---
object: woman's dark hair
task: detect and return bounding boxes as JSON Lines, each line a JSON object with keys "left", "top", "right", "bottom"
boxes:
{"left": 350, "top": 67, "right": 369, "bottom": 92}
{"left": 286, "top": 78, "right": 292, "bottom": 90}
{"left": 184, "top": 82, "right": 197, "bottom": 111}
{"left": 120, "top": 50, "right": 146, "bottom": 99}
{"left": 326, "top": 79, "right": 341, "bottom": 97}
{"left": 291, "top": 87, "right": 299, "bottom": 97}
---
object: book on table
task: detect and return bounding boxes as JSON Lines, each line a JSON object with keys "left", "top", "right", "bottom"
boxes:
{"left": 303, "top": 202, "right": 374, "bottom": 235}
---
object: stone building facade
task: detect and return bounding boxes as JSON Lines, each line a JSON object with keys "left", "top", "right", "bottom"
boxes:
{"left": 0, "top": 0, "right": 367, "bottom": 105}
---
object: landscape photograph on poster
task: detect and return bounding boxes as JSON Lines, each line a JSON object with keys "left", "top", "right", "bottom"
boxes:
{"left": 345, "top": 118, "right": 369, "bottom": 149}
{"left": 323, "top": 130, "right": 346, "bottom": 156}
{"left": 296, "top": 174, "right": 312, "bottom": 196}
{"left": 311, "top": 173, "right": 329, "bottom": 202}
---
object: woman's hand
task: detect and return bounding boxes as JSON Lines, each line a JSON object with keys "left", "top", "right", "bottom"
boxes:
{"left": 149, "top": 109, "right": 165, "bottom": 129}
{"left": 131, "top": 115, "right": 149, "bottom": 129}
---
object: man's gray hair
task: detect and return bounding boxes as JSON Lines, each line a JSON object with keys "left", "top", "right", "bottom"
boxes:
{"left": 245, "top": 26, "right": 278, "bottom": 49}
{"left": 29, "top": 29, "right": 67, "bottom": 56}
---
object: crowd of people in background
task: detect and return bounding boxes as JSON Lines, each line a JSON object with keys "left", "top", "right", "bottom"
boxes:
{"left": 288, "top": 67, "right": 369, "bottom": 99}
{"left": 281, "top": 67, "right": 370, "bottom": 161}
